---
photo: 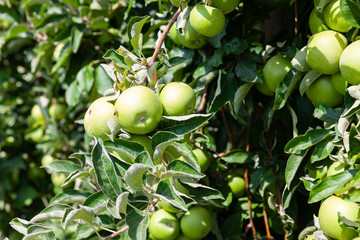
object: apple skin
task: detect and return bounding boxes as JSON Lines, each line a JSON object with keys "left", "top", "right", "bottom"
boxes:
{"left": 158, "top": 200, "right": 181, "bottom": 213}
{"left": 318, "top": 196, "right": 360, "bottom": 240}
{"left": 305, "top": 75, "right": 343, "bottom": 107}
{"left": 255, "top": 82, "right": 274, "bottom": 96}
{"left": 192, "top": 148, "right": 211, "bottom": 173}
{"left": 159, "top": 82, "right": 196, "bottom": 116}
{"left": 309, "top": 8, "right": 329, "bottom": 34}
{"left": 41, "top": 154, "right": 55, "bottom": 166}
{"left": 263, "top": 54, "right": 292, "bottom": 93}
{"left": 176, "top": 234, "right": 198, "bottom": 240}
{"left": 148, "top": 209, "right": 180, "bottom": 240}
{"left": 323, "top": 0, "right": 352, "bottom": 33}
{"left": 339, "top": 40, "right": 360, "bottom": 85}
{"left": 49, "top": 103, "right": 66, "bottom": 120}
{"left": 227, "top": 175, "right": 246, "bottom": 197}
{"left": 176, "top": 21, "right": 208, "bottom": 49}
{"left": 84, "top": 96, "right": 116, "bottom": 140}
{"left": 331, "top": 72, "right": 347, "bottom": 95}
{"left": 305, "top": 235, "right": 314, "bottom": 240}
{"left": 306, "top": 30, "right": 348, "bottom": 74}
{"left": 169, "top": 24, "right": 182, "bottom": 45}
{"left": 180, "top": 206, "right": 212, "bottom": 239}
{"left": 211, "top": 0, "right": 240, "bottom": 14}
{"left": 115, "top": 86, "right": 163, "bottom": 135}
{"left": 189, "top": 4, "right": 225, "bottom": 37}
{"left": 31, "top": 104, "right": 45, "bottom": 124}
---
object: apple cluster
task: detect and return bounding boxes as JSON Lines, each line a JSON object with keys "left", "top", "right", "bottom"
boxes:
{"left": 148, "top": 205, "right": 213, "bottom": 240}
{"left": 84, "top": 82, "right": 195, "bottom": 138}
{"left": 168, "top": 0, "right": 240, "bottom": 49}
{"left": 257, "top": 0, "right": 360, "bottom": 109}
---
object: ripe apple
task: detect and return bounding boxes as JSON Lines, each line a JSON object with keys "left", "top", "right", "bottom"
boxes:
{"left": 31, "top": 104, "right": 45, "bottom": 124}
{"left": 211, "top": 0, "right": 240, "bottom": 14}
{"left": 180, "top": 206, "right": 212, "bottom": 239}
{"left": 148, "top": 209, "right": 180, "bottom": 240}
{"left": 84, "top": 96, "right": 116, "bottom": 139}
{"left": 308, "top": 8, "right": 329, "bottom": 34}
{"left": 306, "top": 30, "right": 348, "bottom": 74}
{"left": 176, "top": 21, "right": 208, "bottom": 49}
{"left": 263, "top": 54, "right": 292, "bottom": 92}
{"left": 189, "top": 4, "right": 225, "bottom": 37}
{"left": 49, "top": 103, "right": 66, "bottom": 120}
{"left": 318, "top": 196, "right": 360, "bottom": 240}
{"left": 339, "top": 40, "right": 360, "bottom": 85}
{"left": 227, "top": 174, "right": 246, "bottom": 197}
{"left": 159, "top": 82, "right": 196, "bottom": 116}
{"left": 115, "top": 86, "right": 163, "bottom": 134}
{"left": 331, "top": 72, "right": 347, "bottom": 95}
{"left": 305, "top": 75, "right": 343, "bottom": 107}
{"left": 323, "top": 0, "right": 352, "bottom": 33}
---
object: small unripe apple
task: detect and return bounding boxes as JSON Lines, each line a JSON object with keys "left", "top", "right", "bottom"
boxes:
{"left": 148, "top": 209, "right": 180, "bottom": 240}
{"left": 31, "top": 104, "right": 45, "bottom": 124}
{"left": 318, "top": 196, "right": 360, "bottom": 240}
{"left": 308, "top": 8, "right": 329, "bottom": 34}
{"left": 227, "top": 174, "right": 246, "bottom": 197}
{"left": 306, "top": 30, "right": 348, "bottom": 74}
{"left": 263, "top": 54, "right": 292, "bottom": 92}
{"left": 211, "top": 0, "right": 240, "bottom": 14}
{"left": 189, "top": 4, "right": 225, "bottom": 37}
{"left": 180, "top": 206, "right": 212, "bottom": 239}
{"left": 169, "top": 24, "right": 182, "bottom": 45}
{"left": 331, "top": 72, "right": 347, "bottom": 95}
{"left": 323, "top": 0, "right": 352, "bottom": 33}
{"left": 84, "top": 96, "right": 116, "bottom": 139}
{"left": 339, "top": 40, "right": 360, "bottom": 85}
{"left": 49, "top": 103, "right": 66, "bottom": 120}
{"left": 176, "top": 22, "right": 208, "bottom": 49}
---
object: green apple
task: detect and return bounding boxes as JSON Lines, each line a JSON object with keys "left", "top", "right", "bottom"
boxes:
{"left": 339, "top": 40, "right": 360, "bottom": 85}
{"left": 115, "top": 86, "right": 163, "bottom": 134}
{"left": 323, "top": 0, "right": 352, "bottom": 33}
{"left": 255, "top": 82, "right": 274, "bottom": 96}
{"left": 158, "top": 200, "right": 181, "bottom": 213}
{"left": 189, "top": 4, "right": 225, "bottom": 37}
{"left": 306, "top": 30, "right": 348, "bottom": 74}
{"left": 49, "top": 103, "right": 66, "bottom": 120}
{"left": 331, "top": 72, "right": 347, "bottom": 95}
{"left": 41, "top": 154, "right": 55, "bottom": 166}
{"left": 192, "top": 148, "right": 211, "bottom": 173}
{"left": 305, "top": 235, "right": 314, "bottom": 240}
{"left": 176, "top": 233, "right": 198, "bottom": 240}
{"left": 159, "top": 82, "right": 196, "bottom": 116}
{"left": 211, "top": 0, "right": 240, "bottom": 14}
{"left": 148, "top": 209, "right": 180, "bottom": 240}
{"left": 176, "top": 21, "right": 208, "bottom": 49}
{"left": 227, "top": 175, "right": 246, "bottom": 197}
{"left": 305, "top": 75, "right": 343, "bottom": 107}
{"left": 31, "top": 104, "right": 45, "bottom": 124}
{"left": 51, "top": 172, "right": 67, "bottom": 187}
{"left": 263, "top": 54, "right": 292, "bottom": 92}
{"left": 84, "top": 96, "right": 116, "bottom": 139}
{"left": 169, "top": 24, "right": 182, "bottom": 45}
{"left": 318, "top": 196, "right": 359, "bottom": 240}
{"left": 308, "top": 8, "right": 329, "bottom": 34}
{"left": 180, "top": 206, "right": 212, "bottom": 239}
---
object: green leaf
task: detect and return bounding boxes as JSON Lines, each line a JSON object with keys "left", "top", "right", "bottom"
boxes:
{"left": 182, "top": 179, "right": 224, "bottom": 201}
{"left": 310, "top": 137, "right": 335, "bottom": 163}
{"left": 3, "top": 24, "right": 31, "bottom": 42}
{"left": 314, "top": 104, "right": 341, "bottom": 123}
{"left": 274, "top": 69, "right": 303, "bottom": 110}
{"left": 299, "top": 69, "right": 322, "bottom": 96}
{"left": 285, "top": 150, "right": 307, "bottom": 187}
{"left": 291, "top": 46, "right": 311, "bottom": 72}
{"left": 124, "top": 163, "right": 151, "bottom": 192}
{"left": 126, "top": 208, "right": 149, "bottom": 240}
{"left": 154, "top": 179, "right": 188, "bottom": 211}
{"left": 234, "top": 83, "right": 254, "bottom": 113}
{"left": 94, "top": 65, "right": 114, "bottom": 94}
{"left": 235, "top": 59, "right": 261, "bottom": 83}
{"left": 65, "top": 80, "right": 81, "bottom": 107}
{"left": 157, "top": 113, "right": 214, "bottom": 135}
{"left": 42, "top": 160, "right": 83, "bottom": 173}
{"left": 342, "top": 100, "right": 360, "bottom": 118}
{"left": 71, "top": 24, "right": 85, "bottom": 53}
{"left": 348, "top": 124, "right": 360, "bottom": 158}
{"left": 220, "top": 149, "right": 254, "bottom": 164}
{"left": 24, "top": 225, "right": 55, "bottom": 240}
{"left": 83, "top": 192, "right": 109, "bottom": 214}
{"left": 49, "top": 190, "right": 90, "bottom": 206}
{"left": 284, "top": 129, "right": 334, "bottom": 153}
{"left": 64, "top": 205, "right": 95, "bottom": 227}
{"left": 151, "top": 131, "right": 182, "bottom": 165}
{"left": 103, "top": 49, "right": 128, "bottom": 69}
{"left": 116, "top": 192, "right": 129, "bottom": 215}
{"left": 30, "top": 204, "right": 70, "bottom": 223}
{"left": 209, "top": 71, "right": 238, "bottom": 113}
{"left": 161, "top": 160, "right": 204, "bottom": 180}
{"left": 9, "top": 218, "right": 31, "bottom": 235}
{"left": 51, "top": 40, "right": 73, "bottom": 74}
{"left": 309, "top": 170, "right": 359, "bottom": 203}
{"left": 127, "top": 16, "right": 150, "bottom": 50}
{"left": 92, "top": 139, "right": 124, "bottom": 200}
{"left": 77, "top": 63, "right": 95, "bottom": 94}
{"left": 340, "top": 0, "right": 360, "bottom": 28}
{"left": 165, "top": 141, "right": 200, "bottom": 172}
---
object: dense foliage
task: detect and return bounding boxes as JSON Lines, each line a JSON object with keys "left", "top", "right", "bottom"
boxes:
{"left": 1, "top": 0, "right": 360, "bottom": 239}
